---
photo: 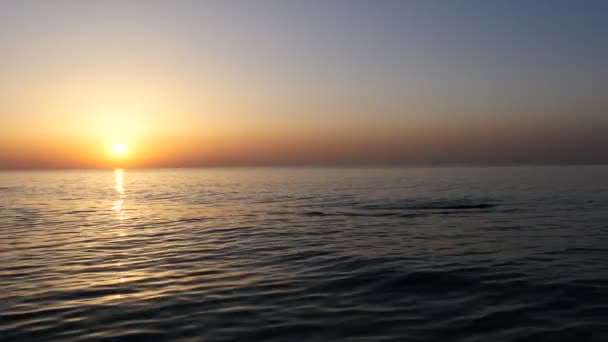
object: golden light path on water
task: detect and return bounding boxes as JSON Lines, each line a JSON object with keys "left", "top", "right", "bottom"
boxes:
{"left": 113, "top": 168, "right": 128, "bottom": 296}
{"left": 112, "top": 169, "right": 127, "bottom": 223}
{"left": 100, "top": 168, "right": 183, "bottom": 303}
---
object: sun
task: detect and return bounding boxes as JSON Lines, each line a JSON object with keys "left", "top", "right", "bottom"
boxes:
{"left": 111, "top": 143, "right": 128, "bottom": 157}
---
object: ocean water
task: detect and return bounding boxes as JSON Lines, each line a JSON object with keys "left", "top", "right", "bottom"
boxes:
{"left": 1, "top": 166, "right": 607, "bottom": 341}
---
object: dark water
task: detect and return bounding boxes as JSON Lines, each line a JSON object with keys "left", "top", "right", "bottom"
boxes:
{"left": 1, "top": 167, "right": 608, "bottom": 341}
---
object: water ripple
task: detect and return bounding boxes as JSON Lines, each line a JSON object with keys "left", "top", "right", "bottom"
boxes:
{"left": 1, "top": 167, "right": 608, "bottom": 341}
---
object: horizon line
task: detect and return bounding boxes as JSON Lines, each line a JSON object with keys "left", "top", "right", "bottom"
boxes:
{"left": 1, "top": 162, "right": 607, "bottom": 171}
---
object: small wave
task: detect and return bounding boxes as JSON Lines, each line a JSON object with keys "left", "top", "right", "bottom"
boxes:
{"left": 177, "top": 217, "right": 212, "bottom": 224}
{"left": 302, "top": 211, "right": 426, "bottom": 218}
{"left": 383, "top": 270, "right": 480, "bottom": 294}
{"left": 411, "top": 203, "right": 496, "bottom": 210}
{"left": 295, "top": 198, "right": 501, "bottom": 218}
{"left": 65, "top": 209, "right": 97, "bottom": 215}
{"left": 359, "top": 199, "right": 499, "bottom": 211}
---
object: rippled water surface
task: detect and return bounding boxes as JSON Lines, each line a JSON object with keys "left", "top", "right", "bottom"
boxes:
{"left": 1, "top": 167, "right": 608, "bottom": 341}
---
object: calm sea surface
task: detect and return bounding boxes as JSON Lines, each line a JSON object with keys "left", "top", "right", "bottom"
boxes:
{"left": 1, "top": 167, "right": 607, "bottom": 341}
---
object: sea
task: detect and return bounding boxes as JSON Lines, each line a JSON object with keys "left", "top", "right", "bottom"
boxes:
{"left": 1, "top": 166, "right": 607, "bottom": 341}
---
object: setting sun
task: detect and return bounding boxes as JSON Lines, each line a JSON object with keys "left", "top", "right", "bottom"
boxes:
{"left": 111, "top": 143, "right": 128, "bottom": 157}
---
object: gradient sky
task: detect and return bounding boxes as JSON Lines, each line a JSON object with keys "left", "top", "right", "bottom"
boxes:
{"left": 1, "top": 0, "right": 607, "bottom": 168}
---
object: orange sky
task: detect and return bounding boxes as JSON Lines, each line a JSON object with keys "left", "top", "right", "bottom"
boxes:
{"left": 1, "top": 118, "right": 606, "bottom": 169}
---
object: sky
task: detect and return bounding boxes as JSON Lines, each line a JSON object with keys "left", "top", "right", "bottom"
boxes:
{"left": 0, "top": 0, "right": 607, "bottom": 168}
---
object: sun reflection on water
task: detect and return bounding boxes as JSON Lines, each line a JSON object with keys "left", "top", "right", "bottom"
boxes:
{"left": 111, "top": 168, "right": 132, "bottom": 299}
{"left": 114, "top": 168, "right": 125, "bottom": 195}
{"left": 113, "top": 169, "right": 127, "bottom": 221}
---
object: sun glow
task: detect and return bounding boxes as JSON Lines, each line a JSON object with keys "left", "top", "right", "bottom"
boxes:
{"left": 111, "top": 143, "right": 128, "bottom": 157}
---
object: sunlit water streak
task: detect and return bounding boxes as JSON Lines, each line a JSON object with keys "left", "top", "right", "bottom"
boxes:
{"left": 1, "top": 167, "right": 608, "bottom": 341}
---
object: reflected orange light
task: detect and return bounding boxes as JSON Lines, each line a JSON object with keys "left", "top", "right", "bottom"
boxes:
{"left": 114, "top": 169, "right": 124, "bottom": 195}
{"left": 113, "top": 169, "right": 127, "bottom": 220}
